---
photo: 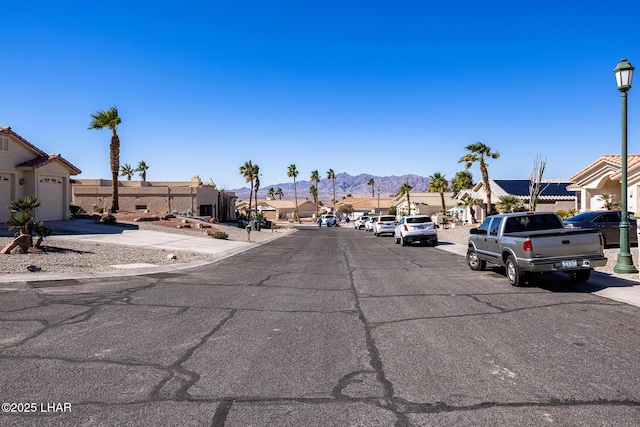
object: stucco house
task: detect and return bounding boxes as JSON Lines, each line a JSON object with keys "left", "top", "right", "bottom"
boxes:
{"left": 336, "top": 196, "right": 394, "bottom": 218}
{"left": 392, "top": 192, "right": 458, "bottom": 217}
{"left": 0, "top": 127, "right": 81, "bottom": 223}
{"left": 567, "top": 154, "right": 640, "bottom": 213}
{"left": 236, "top": 199, "right": 318, "bottom": 220}
{"left": 456, "top": 179, "right": 576, "bottom": 223}
{"left": 72, "top": 176, "right": 237, "bottom": 222}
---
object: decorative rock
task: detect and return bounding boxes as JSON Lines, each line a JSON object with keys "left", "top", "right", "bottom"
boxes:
{"left": 167, "top": 254, "right": 177, "bottom": 259}
{"left": 26, "top": 265, "right": 42, "bottom": 272}
{"left": 10, "top": 245, "right": 26, "bottom": 254}
{"left": 1, "top": 234, "right": 31, "bottom": 255}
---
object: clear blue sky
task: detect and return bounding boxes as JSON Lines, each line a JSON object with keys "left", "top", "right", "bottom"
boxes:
{"left": 2, "top": 1, "right": 638, "bottom": 191}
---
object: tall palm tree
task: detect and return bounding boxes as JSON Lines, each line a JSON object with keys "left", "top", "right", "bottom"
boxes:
{"left": 275, "top": 187, "right": 284, "bottom": 200}
{"left": 326, "top": 169, "right": 336, "bottom": 206}
{"left": 428, "top": 172, "right": 449, "bottom": 212}
{"left": 367, "top": 178, "right": 375, "bottom": 197}
{"left": 287, "top": 164, "right": 299, "bottom": 221}
{"left": 136, "top": 160, "right": 149, "bottom": 181}
{"left": 240, "top": 160, "right": 256, "bottom": 220}
{"left": 253, "top": 165, "right": 260, "bottom": 216}
{"left": 267, "top": 187, "right": 275, "bottom": 200}
{"left": 120, "top": 163, "right": 135, "bottom": 181}
{"left": 397, "top": 182, "right": 413, "bottom": 215}
{"left": 309, "top": 185, "right": 318, "bottom": 215}
{"left": 310, "top": 170, "right": 320, "bottom": 216}
{"left": 459, "top": 142, "right": 500, "bottom": 216}
{"left": 88, "top": 106, "right": 122, "bottom": 212}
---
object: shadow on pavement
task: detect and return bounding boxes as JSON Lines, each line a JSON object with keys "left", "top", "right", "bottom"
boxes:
{"left": 0, "top": 218, "right": 139, "bottom": 238}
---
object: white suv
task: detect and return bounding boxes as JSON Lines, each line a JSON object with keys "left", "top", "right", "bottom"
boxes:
{"left": 373, "top": 215, "right": 398, "bottom": 236}
{"left": 354, "top": 215, "right": 370, "bottom": 229}
{"left": 394, "top": 215, "right": 438, "bottom": 246}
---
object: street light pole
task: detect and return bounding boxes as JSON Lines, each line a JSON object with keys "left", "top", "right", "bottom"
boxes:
{"left": 377, "top": 189, "right": 380, "bottom": 214}
{"left": 613, "top": 57, "right": 638, "bottom": 274}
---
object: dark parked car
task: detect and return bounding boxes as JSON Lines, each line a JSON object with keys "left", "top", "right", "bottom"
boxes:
{"left": 563, "top": 211, "right": 637, "bottom": 247}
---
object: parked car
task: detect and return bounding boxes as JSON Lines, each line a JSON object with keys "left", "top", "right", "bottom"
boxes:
{"left": 563, "top": 211, "right": 637, "bottom": 247}
{"left": 394, "top": 215, "right": 438, "bottom": 246}
{"left": 373, "top": 215, "right": 398, "bottom": 236}
{"left": 320, "top": 214, "right": 336, "bottom": 226}
{"left": 364, "top": 217, "right": 377, "bottom": 232}
{"left": 354, "top": 215, "right": 370, "bottom": 230}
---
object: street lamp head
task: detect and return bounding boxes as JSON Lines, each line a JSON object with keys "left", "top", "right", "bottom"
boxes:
{"left": 614, "top": 57, "right": 634, "bottom": 92}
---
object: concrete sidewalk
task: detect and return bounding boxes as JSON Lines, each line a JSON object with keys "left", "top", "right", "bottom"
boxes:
{"left": 437, "top": 241, "right": 640, "bottom": 308}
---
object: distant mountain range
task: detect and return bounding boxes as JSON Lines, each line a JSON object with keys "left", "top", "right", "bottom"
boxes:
{"left": 232, "top": 172, "right": 431, "bottom": 202}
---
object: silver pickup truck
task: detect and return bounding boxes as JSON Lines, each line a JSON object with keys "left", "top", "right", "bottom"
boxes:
{"left": 466, "top": 212, "right": 607, "bottom": 286}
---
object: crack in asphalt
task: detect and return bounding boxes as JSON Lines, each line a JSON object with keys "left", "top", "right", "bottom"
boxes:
{"left": 338, "top": 236, "right": 411, "bottom": 427}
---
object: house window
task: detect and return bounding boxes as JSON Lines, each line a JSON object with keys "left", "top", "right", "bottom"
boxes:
{"left": 0, "top": 138, "right": 8, "bottom": 152}
{"left": 135, "top": 204, "right": 148, "bottom": 211}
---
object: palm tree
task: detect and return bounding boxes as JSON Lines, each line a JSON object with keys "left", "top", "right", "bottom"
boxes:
{"left": 120, "top": 163, "right": 135, "bottom": 181}
{"left": 309, "top": 185, "right": 318, "bottom": 215}
{"left": 253, "top": 165, "right": 260, "bottom": 216}
{"left": 460, "top": 197, "right": 482, "bottom": 224}
{"left": 597, "top": 193, "right": 619, "bottom": 210}
{"left": 6, "top": 196, "right": 52, "bottom": 248}
{"left": 310, "top": 170, "right": 320, "bottom": 216}
{"left": 88, "top": 106, "right": 122, "bottom": 212}
{"left": 240, "top": 160, "right": 256, "bottom": 220}
{"left": 397, "top": 182, "right": 413, "bottom": 215}
{"left": 6, "top": 196, "right": 41, "bottom": 244}
{"left": 459, "top": 142, "right": 500, "bottom": 216}
{"left": 496, "top": 195, "right": 524, "bottom": 213}
{"left": 428, "top": 172, "right": 449, "bottom": 212}
{"left": 275, "top": 187, "right": 284, "bottom": 200}
{"left": 326, "top": 169, "right": 336, "bottom": 206}
{"left": 287, "top": 164, "right": 299, "bottom": 221}
{"left": 136, "top": 160, "right": 149, "bottom": 181}
{"left": 367, "top": 178, "right": 375, "bottom": 197}
{"left": 267, "top": 187, "right": 275, "bottom": 200}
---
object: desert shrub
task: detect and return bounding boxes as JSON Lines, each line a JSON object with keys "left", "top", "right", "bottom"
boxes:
{"left": 69, "top": 204, "right": 84, "bottom": 215}
{"left": 211, "top": 232, "right": 228, "bottom": 240}
{"left": 99, "top": 214, "right": 117, "bottom": 224}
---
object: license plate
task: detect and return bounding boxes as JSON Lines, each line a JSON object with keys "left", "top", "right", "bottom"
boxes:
{"left": 562, "top": 260, "right": 578, "bottom": 268}
{"left": 413, "top": 225, "right": 425, "bottom": 229}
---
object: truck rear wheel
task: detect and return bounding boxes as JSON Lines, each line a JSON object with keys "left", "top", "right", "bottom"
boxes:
{"left": 466, "top": 248, "right": 486, "bottom": 271}
{"left": 568, "top": 269, "right": 591, "bottom": 283}
{"left": 505, "top": 255, "right": 525, "bottom": 287}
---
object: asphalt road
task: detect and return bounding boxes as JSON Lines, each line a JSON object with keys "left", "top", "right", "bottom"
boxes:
{"left": 1, "top": 226, "right": 639, "bottom": 426}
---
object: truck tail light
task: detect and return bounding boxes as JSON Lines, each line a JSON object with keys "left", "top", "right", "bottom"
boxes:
{"left": 523, "top": 240, "right": 533, "bottom": 252}
{"left": 599, "top": 233, "right": 604, "bottom": 246}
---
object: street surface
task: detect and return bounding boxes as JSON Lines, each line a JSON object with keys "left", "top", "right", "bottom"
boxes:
{"left": 1, "top": 226, "right": 639, "bottom": 426}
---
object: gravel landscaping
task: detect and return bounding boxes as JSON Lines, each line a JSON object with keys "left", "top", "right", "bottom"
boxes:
{"left": 0, "top": 219, "right": 295, "bottom": 276}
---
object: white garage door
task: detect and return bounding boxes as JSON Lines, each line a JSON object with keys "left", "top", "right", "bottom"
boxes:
{"left": 38, "top": 176, "right": 64, "bottom": 221}
{"left": 0, "top": 174, "right": 12, "bottom": 223}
